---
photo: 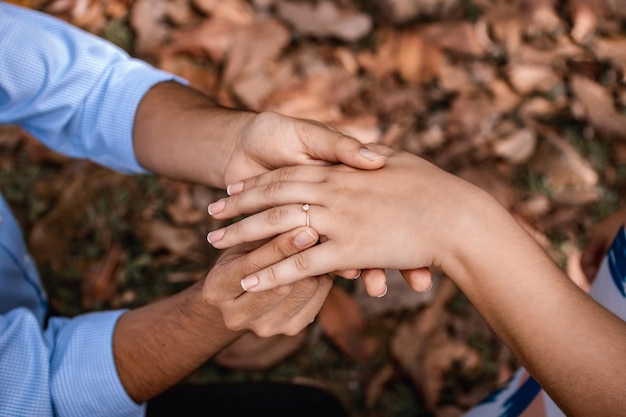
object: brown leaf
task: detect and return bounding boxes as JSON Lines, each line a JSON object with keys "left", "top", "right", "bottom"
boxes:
{"left": 0, "top": 125, "right": 24, "bottom": 150}
{"left": 157, "top": 54, "right": 218, "bottom": 96}
{"left": 193, "top": 0, "right": 256, "bottom": 25}
{"left": 28, "top": 166, "right": 128, "bottom": 271}
{"left": 277, "top": 0, "right": 372, "bottom": 42}
{"left": 370, "top": 0, "right": 463, "bottom": 24}
{"left": 161, "top": 18, "right": 240, "bottom": 62}
{"left": 395, "top": 29, "right": 433, "bottom": 85}
{"left": 136, "top": 219, "right": 202, "bottom": 260}
{"left": 569, "top": 74, "right": 626, "bottom": 141}
{"left": 263, "top": 69, "right": 361, "bottom": 121}
{"left": 222, "top": 18, "right": 290, "bottom": 86}
{"left": 163, "top": 182, "right": 206, "bottom": 225}
{"left": 528, "top": 125, "right": 599, "bottom": 190}
{"left": 355, "top": 269, "right": 438, "bottom": 318}
{"left": 459, "top": 166, "right": 518, "bottom": 210}
{"left": 390, "top": 279, "right": 479, "bottom": 412}
{"left": 364, "top": 362, "right": 396, "bottom": 407}
{"left": 356, "top": 28, "right": 399, "bottom": 80}
{"left": 507, "top": 63, "right": 563, "bottom": 95}
{"left": 81, "top": 244, "right": 123, "bottom": 309}
{"left": 317, "top": 286, "right": 378, "bottom": 361}
{"left": 569, "top": 0, "right": 605, "bottom": 44}
{"left": 45, "top": 0, "right": 107, "bottom": 33}
{"left": 492, "top": 128, "right": 538, "bottom": 165}
{"left": 214, "top": 331, "right": 306, "bottom": 370}
{"left": 130, "top": 0, "right": 174, "bottom": 57}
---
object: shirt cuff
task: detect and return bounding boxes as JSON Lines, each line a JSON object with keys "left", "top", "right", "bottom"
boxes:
{"left": 83, "top": 61, "right": 188, "bottom": 175}
{"left": 48, "top": 310, "right": 145, "bottom": 417}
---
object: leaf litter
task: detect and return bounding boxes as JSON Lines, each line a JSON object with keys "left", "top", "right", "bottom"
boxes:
{"left": 2, "top": 0, "right": 626, "bottom": 416}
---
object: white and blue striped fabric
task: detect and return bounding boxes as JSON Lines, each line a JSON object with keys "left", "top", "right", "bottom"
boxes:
{"left": 0, "top": 2, "right": 181, "bottom": 416}
{"left": 462, "top": 226, "right": 626, "bottom": 417}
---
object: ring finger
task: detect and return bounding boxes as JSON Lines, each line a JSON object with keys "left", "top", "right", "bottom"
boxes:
{"left": 207, "top": 203, "right": 327, "bottom": 249}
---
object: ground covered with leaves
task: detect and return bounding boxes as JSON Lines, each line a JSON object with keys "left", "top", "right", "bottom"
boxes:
{"left": 2, "top": 0, "right": 626, "bottom": 416}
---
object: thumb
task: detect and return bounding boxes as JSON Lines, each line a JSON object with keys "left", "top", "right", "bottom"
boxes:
{"left": 333, "top": 134, "right": 387, "bottom": 170}
{"left": 299, "top": 118, "right": 387, "bottom": 170}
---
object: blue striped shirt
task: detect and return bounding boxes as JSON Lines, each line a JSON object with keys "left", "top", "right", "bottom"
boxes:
{"left": 0, "top": 2, "right": 180, "bottom": 416}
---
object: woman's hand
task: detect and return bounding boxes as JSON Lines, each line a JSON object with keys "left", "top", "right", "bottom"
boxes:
{"left": 206, "top": 145, "right": 493, "bottom": 296}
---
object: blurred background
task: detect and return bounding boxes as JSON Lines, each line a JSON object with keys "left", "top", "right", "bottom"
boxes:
{"left": 1, "top": 0, "right": 625, "bottom": 416}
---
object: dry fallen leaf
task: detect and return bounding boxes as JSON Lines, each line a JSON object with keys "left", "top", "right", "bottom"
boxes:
{"left": 370, "top": 0, "right": 463, "bottom": 23}
{"left": 161, "top": 18, "right": 241, "bottom": 63}
{"left": 317, "top": 285, "right": 378, "bottom": 361}
{"left": 129, "top": 0, "right": 174, "bottom": 57}
{"left": 390, "top": 279, "right": 481, "bottom": 412}
{"left": 569, "top": 74, "right": 626, "bottom": 141}
{"left": 136, "top": 219, "right": 202, "bottom": 260}
{"left": 0, "top": 125, "right": 25, "bottom": 150}
{"left": 276, "top": 0, "right": 372, "bottom": 42}
{"left": 163, "top": 181, "right": 206, "bottom": 225}
{"left": 81, "top": 244, "right": 123, "bottom": 309}
{"left": 214, "top": 331, "right": 307, "bottom": 370}
{"left": 528, "top": 124, "right": 599, "bottom": 190}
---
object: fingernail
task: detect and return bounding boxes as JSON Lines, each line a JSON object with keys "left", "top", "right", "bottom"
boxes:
{"left": 227, "top": 181, "right": 244, "bottom": 196}
{"left": 294, "top": 229, "right": 317, "bottom": 247}
{"left": 207, "top": 228, "right": 225, "bottom": 244}
{"left": 241, "top": 275, "right": 259, "bottom": 291}
{"left": 376, "top": 284, "right": 388, "bottom": 298}
{"left": 208, "top": 199, "right": 226, "bottom": 215}
{"left": 360, "top": 148, "right": 386, "bottom": 161}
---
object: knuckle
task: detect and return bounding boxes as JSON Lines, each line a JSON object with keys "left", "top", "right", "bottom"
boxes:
{"left": 284, "top": 326, "right": 301, "bottom": 337}
{"left": 265, "top": 206, "right": 283, "bottom": 226}
{"left": 201, "top": 287, "right": 219, "bottom": 305}
{"left": 266, "top": 265, "right": 280, "bottom": 286}
{"left": 254, "top": 324, "right": 275, "bottom": 338}
{"left": 271, "top": 284, "right": 292, "bottom": 298}
{"left": 263, "top": 181, "right": 283, "bottom": 199}
{"left": 223, "top": 313, "right": 244, "bottom": 331}
{"left": 276, "top": 166, "right": 295, "bottom": 182}
{"left": 292, "top": 252, "right": 311, "bottom": 272}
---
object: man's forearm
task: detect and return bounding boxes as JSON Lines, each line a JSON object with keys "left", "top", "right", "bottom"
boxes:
{"left": 133, "top": 81, "right": 256, "bottom": 188}
{"left": 112, "top": 281, "right": 241, "bottom": 403}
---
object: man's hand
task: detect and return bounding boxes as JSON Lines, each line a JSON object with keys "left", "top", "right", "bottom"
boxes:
{"left": 201, "top": 226, "right": 333, "bottom": 337}
{"left": 133, "top": 82, "right": 385, "bottom": 189}
{"left": 222, "top": 111, "right": 386, "bottom": 187}
{"left": 113, "top": 226, "right": 328, "bottom": 403}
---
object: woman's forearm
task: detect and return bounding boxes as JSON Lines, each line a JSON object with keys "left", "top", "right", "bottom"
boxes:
{"left": 447, "top": 200, "right": 626, "bottom": 417}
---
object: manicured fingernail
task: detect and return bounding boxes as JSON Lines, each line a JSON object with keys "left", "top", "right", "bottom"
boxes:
{"left": 294, "top": 229, "right": 317, "bottom": 247}
{"left": 241, "top": 275, "right": 259, "bottom": 291}
{"left": 227, "top": 181, "right": 244, "bottom": 196}
{"left": 208, "top": 199, "right": 226, "bottom": 215}
{"left": 360, "top": 148, "right": 386, "bottom": 161}
{"left": 377, "top": 284, "right": 388, "bottom": 298}
{"left": 207, "top": 228, "right": 225, "bottom": 244}
{"left": 352, "top": 269, "right": 362, "bottom": 280}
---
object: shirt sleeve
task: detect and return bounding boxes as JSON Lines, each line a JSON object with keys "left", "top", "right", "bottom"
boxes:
{"left": 0, "top": 2, "right": 186, "bottom": 174}
{"left": 0, "top": 308, "right": 144, "bottom": 417}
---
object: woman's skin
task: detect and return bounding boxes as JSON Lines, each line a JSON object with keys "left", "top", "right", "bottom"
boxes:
{"left": 205, "top": 144, "right": 626, "bottom": 417}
